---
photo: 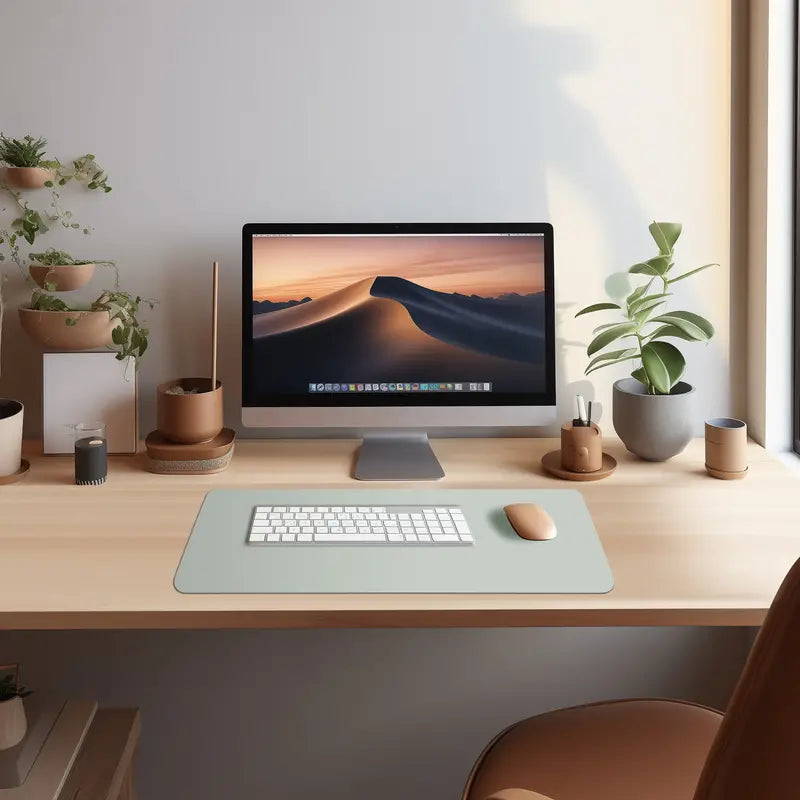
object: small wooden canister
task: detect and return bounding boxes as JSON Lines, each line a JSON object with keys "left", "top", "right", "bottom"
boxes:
{"left": 705, "top": 418, "right": 747, "bottom": 479}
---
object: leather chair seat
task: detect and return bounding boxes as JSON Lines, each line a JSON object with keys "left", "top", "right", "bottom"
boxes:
{"left": 465, "top": 699, "right": 723, "bottom": 800}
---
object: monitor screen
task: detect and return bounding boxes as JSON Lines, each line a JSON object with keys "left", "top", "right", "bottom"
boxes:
{"left": 242, "top": 224, "right": 555, "bottom": 408}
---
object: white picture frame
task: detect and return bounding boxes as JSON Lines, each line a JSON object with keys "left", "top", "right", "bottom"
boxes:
{"left": 43, "top": 353, "right": 138, "bottom": 454}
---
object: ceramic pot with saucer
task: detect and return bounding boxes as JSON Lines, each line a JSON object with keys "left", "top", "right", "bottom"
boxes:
{"left": 0, "top": 695, "right": 27, "bottom": 750}
{"left": 0, "top": 399, "right": 24, "bottom": 478}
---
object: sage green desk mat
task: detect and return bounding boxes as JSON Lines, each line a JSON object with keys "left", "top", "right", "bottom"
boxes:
{"left": 174, "top": 489, "right": 614, "bottom": 594}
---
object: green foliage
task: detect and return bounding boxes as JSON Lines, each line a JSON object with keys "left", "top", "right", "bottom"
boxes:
{"left": 92, "top": 290, "right": 154, "bottom": 366}
{"left": 575, "top": 222, "right": 717, "bottom": 394}
{"left": 30, "top": 248, "right": 91, "bottom": 266}
{"left": 48, "top": 154, "right": 112, "bottom": 193}
{"left": 29, "top": 292, "right": 71, "bottom": 311}
{"left": 0, "top": 673, "right": 33, "bottom": 702}
{"left": 0, "top": 134, "right": 49, "bottom": 168}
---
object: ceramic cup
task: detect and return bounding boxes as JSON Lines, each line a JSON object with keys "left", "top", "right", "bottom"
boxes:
{"left": 705, "top": 418, "right": 747, "bottom": 478}
{"left": 0, "top": 399, "right": 24, "bottom": 478}
{"left": 561, "top": 422, "right": 603, "bottom": 473}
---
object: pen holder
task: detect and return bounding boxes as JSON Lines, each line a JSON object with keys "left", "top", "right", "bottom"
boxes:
{"left": 561, "top": 422, "right": 603, "bottom": 473}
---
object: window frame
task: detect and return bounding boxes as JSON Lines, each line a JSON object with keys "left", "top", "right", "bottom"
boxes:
{"left": 794, "top": 0, "right": 800, "bottom": 455}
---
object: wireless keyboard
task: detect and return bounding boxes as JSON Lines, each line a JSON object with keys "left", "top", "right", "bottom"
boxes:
{"left": 247, "top": 505, "right": 474, "bottom": 545}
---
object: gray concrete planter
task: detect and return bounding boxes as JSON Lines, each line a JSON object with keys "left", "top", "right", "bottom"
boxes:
{"left": 612, "top": 378, "right": 695, "bottom": 461}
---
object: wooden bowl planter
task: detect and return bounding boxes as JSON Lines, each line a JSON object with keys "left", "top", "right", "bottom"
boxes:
{"left": 1, "top": 167, "right": 56, "bottom": 189}
{"left": 29, "top": 262, "right": 95, "bottom": 291}
{"left": 18, "top": 308, "right": 115, "bottom": 350}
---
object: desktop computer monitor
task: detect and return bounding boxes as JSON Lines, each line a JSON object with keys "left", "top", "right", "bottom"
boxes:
{"left": 242, "top": 223, "right": 556, "bottom": 479}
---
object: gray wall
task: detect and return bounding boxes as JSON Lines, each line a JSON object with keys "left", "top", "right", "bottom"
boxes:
{"left": 0, "top": 627, "right": 751, "bottom": 800}
{"left": 0, "top": 0, "right": 733, "bottom": 435}
{"left": 0, "top": 2, "right": 745, "bottom": 799}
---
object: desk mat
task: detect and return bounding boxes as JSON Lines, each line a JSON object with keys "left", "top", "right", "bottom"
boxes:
{"left": 174, "top": 489, "right": 613, "bottom": 594}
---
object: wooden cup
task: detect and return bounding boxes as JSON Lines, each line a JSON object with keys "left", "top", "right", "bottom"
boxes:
{"left": 705, "top": 418, "right": 747, "bottom": 478}
{"left": 561, "top": 422, "right": 603, "bottom": 473}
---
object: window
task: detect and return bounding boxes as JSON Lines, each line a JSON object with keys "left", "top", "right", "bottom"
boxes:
{"left": 795, "top": 0, "right": 800, "bottom": 455}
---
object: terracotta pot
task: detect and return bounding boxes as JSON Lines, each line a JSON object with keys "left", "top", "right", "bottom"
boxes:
{"left": 0, "top": 696, "right": 27, "bottom": 750}
{"left": 2, "top": 167, "right": 56, "bottom": 189}
{"left": 157, "top": 378, "right": 223, "bottom": 444}
{"left": 18, "top": 308, "right": 115, "bottom": 350}
{"left": 0, "top": 399, "right": 23, "bottom": 478}
{"left": 29, "top": 262, "right": 95, "bottom": 291}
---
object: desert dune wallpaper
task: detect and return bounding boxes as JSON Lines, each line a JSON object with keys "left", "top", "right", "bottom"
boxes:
{"left": 250, "top": 235, "right": 548, "bottom": 395}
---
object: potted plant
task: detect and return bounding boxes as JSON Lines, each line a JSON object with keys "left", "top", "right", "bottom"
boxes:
{"left": 19, "top": 289, "right": 153, "bottom": 366}
{"left": 0, "top": 134, "right": 57, "bottom": 189}
{"left": 0, "top": 665, "right": 32, "bottom": 750}
{"left": 0, "top": 399, "right": 23, "bottom": 478}
{"left": 575, "top": 222, "right": 717, "bottom": 461}
{"left": 28, "top": 249, "right": 100, "bottom": 291}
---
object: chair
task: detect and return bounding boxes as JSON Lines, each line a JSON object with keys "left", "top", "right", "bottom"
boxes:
{"left": 462, "top": 557, "right": 800, "bottom": 800}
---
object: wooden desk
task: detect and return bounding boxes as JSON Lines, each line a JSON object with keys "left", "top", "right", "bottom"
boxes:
{"left": 1, "top": 438, "right": 797, "bottom": 630}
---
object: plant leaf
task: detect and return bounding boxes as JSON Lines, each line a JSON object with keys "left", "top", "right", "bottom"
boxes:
{"left": 641, "top": 341, "right": 686, "bottom": 393}
{"left": 650, "top": 310, "right": 714, "bottom": 341}
{"left": 585, "top": 347, "right": 639, "bottom": 373}
{"left": 575, "top": 302, "right": 620, "bottom": 317}
{"left": 627, "top": 291, "right": 671, "bottom": 314}
{"left": 646, "top": 324, "right": 698, "bottom": 342}
{"left": 587, "top": 322, "right": 639, "bottom": 356}
{"left": 667, "top": 263, "right": 717, "bottom": 284}
{"left": 626, "top": 283, "right": 650, "bottom": 306}
{"left": 593, "top": 321, "right": 625, "bottom": 334}
{"left": 649, "top": 221, "right": 682, "bottom": 255}
{"left": 633, "top": 301, "right": 667, "bottom": 324}
{"left": 631, "top": 366, "right": 649, "bottom": 387}
{"left": 585, "top": 348, "right": 639, "bottom": 375}
{"left": 629, "top": 262, "right": 662, "bottom": 277}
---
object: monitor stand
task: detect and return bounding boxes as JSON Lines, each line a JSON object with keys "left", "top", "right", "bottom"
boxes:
{"left": 354, "top": 432, "right": 445, "bottom": 481}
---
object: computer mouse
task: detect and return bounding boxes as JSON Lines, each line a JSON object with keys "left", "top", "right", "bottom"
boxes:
{"left": 503, "top": 503, "right": 557, "bottom": 541}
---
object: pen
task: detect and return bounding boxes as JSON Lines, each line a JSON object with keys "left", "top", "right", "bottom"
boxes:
{"left": 576, "top": 395, "right": 588, "bottom": 425}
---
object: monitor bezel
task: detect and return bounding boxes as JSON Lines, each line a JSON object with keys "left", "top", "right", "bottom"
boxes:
{"left": 242, "top": 222, "right": 556, "bottom": 411}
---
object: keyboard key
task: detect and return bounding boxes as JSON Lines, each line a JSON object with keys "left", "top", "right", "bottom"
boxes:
{"left": 298, "top": 533, "right": 313, "bottom": 542}
{"left": 281, "top": 533, "right": 296, "bottom": 542}
{"left": 267, "top": 533, "right": 280, "bottom": 542}
{"left": 455, "top": 522, "right": 471, "bottom": 534}
{"left": 433, "top": 534, "right": 460, "bottom": 543}
{"left": 275, "top": 526, "right": 287, "bottom": 534}
{"left": 315, "top": 533, "right": 386, "bottom": 542}
{"left": 302, "top": 506, "right": 314, "bottom": 512}
{"left": 274, "top": 507, "right": 286, "bottom": 512}
{"left": 289, "top": 526, "right": 300, "bottom": 534}
{"left": 289, "top": 506, "right": 300, "bottom": 512}
{"left": 249, "top": 532, "right": 266, "bottom": 542}
{"left": 459, "top": 534, "right": 474, "bottom": 542}
{"left": 387, "top": 533, "right": 404, "bottom": 542}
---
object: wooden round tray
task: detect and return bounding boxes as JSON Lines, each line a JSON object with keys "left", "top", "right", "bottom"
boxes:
{"left": 541, "top": 450, "right": 617, "bottom": 482}
{"left": 144, "top": 428, "right": 235, "bottom": 461}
